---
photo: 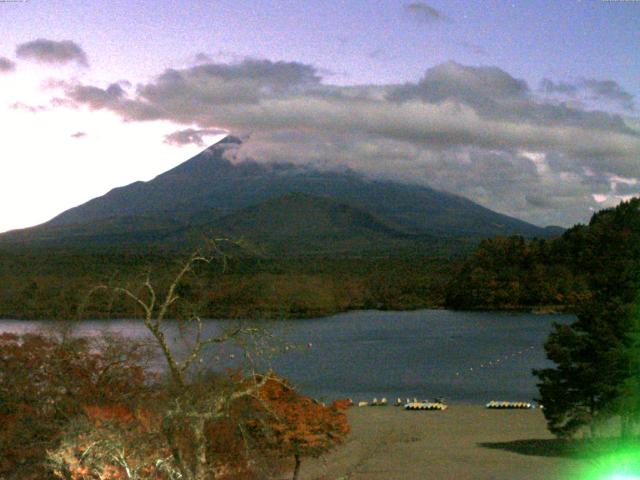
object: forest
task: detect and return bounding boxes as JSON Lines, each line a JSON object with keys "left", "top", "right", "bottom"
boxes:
{"left": 445, "top": 198, "right": 640, "bottom": 312}
{"left": 0, "top": 253, "right": 453, "bottom": 320}
{"left": 2, "top": 198, "right": 640, "bottom": 323}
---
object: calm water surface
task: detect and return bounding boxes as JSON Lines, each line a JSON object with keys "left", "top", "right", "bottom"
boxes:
{"left": 0, "top": 310, "right": 573, "bottom": 404}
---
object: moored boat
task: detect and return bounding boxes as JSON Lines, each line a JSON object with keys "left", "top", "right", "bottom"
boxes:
{"left": 404, "top": 401, "right": 447, "bottom": 411}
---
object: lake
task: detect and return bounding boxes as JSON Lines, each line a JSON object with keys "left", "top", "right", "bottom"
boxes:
{"left": 0, "top": 309, "right": 573, "bottom": 404}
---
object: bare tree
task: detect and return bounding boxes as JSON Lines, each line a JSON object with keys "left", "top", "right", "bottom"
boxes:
{"left": 72, "top": 243, "right": 281, "bottom": 480}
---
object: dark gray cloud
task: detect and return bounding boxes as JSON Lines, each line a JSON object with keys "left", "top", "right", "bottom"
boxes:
{"left": 539, "top": 78, "right": 578, "bottom": 96}
{"left": 525, "top": 194, "right": 561, "bottom": 209}
{"left": 65, "top": 83, "right": 127, "bottom": 109}
{"left": 613, "top": 182, "right": 640, "bottom": 196}
{"left": 194, "top": 52, "right": 212, "bottom": 63}
{"left": 16, "top": 39, "right": 88, "bottom": 67}
{"left": 581, "top": 78, "right": 635, "bottom": 111}
{"left": 70, "top": 131, "right": 87, "bottom": 139}
{"left": 0, "top": 57, "right": 16, "bottom": 73}
{"left": 61, "top": 81, "right": 164, "bottom": 120}
{"left": 388, "top": 61, "right": 528, "bottom": 105}
{"left": 540, "top": 77, "right": 635, "bottom": 112}
{"left": 368, "top": 48, "right": 384, "bottom": 60}
{"left": 385, "top": 63, "right": 635, "bottom": 136}
{"left": 50, "top": 58, "right": 640, "bottom": 226}
{"left": 138, "top": 59, "right": 321, "bottom": 108}
{"left": 164, "top": 128, "right": 227, "bottom": 146}
{"left": 404, "top": 2, "right": 450, "bottom": 23}
{"left": 615, "top": 183, "right": 640, "bottom": 197}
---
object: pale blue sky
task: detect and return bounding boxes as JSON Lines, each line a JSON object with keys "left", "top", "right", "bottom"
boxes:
{"left": 2, "top": 0, "right": 637, "bottom": 89}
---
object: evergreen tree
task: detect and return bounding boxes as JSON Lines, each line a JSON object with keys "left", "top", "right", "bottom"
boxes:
{"left": 617, "top": 300, "right": 640, "bottom": 437}
{"left": 534, "top": 198, "right": 640, "bottom": 438}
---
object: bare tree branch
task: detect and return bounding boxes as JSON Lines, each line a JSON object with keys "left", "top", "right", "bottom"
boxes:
{"left": 76, "top": 240, "right": 283, "bottom": 480}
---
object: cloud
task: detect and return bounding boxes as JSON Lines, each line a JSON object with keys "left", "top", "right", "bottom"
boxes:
{"left": 65, "top": 82, "right": 127, "bottom": 108}
{"left": 50, "top": 58, "right": 640, "bottom": 226}
{"left": 194, "top": 52, "right": 212, "bottom": 63}
{"left": 540, "top": 77, "right": 635, "bottom": 112}
{"left": 525, "top": 194, "right": 561, "bottom": 209}
{"left": 539, "top": 78, "right": 578, "bottom": 96}
{"left": 9, "top": 102, "right": 49, "bottom": 113}
{"left": 138, "top": 58, "right": 321, "bottom": 107}
{"left": 613, "top": 182, "right": 640, "bottom": 196}
{"left": 368, "top": 48, "right": 384, "bottom": 60}
{"left": 581, "top": 78, "right": 635, "bottom": 111}
{"left": 232, "top": 132, "right": 606, "bottom": 227}
{"left": 404, "top": 2, "right": 450, "bottom": 23}
{"left": 16, "top": 39, "right": 88, "bottom": 67}
{"left": 388, "top": 61, "right": 528, "bottom": 106}
{"left": 164, "top": 128, "right": 228, "bottom": 146}
{"left": 0, "top": 57, "right": 16, "bottom": 73}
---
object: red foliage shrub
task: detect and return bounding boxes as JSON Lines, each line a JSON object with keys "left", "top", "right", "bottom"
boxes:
{"left": 0, "top": 332, "right": 148, "bottom": 479}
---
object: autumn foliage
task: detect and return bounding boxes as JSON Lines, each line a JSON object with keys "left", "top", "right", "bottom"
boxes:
{"left": 49, "top": 404, "right": 168, "bottom": 480}
{"left": 0, "top": 331, "right": 148, "bottom": 479}
{"left": 0, "top": 332, "right": 349, "bottom": 479}
{"left": 256, "top": 377, "right": 350, "bottom": 477}
{"left": 204, "top": 375, "right": 350, "bottom": 479}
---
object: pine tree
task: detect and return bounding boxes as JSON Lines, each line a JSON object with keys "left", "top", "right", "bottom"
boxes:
{"left": 534, "top": 198, "right": 640, "bottom": 438}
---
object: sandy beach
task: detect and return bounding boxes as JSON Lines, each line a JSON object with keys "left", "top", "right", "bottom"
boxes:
{"left": 300, "top": 405, "right": 587, "bottom": 480}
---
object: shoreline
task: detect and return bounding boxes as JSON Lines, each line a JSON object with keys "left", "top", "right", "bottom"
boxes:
{"left": 0, "top": 304, "right": 571, "bottom": 322}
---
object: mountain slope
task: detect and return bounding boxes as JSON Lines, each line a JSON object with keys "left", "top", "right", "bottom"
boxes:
{"left": 184, "top": 192, "right": 443, "bottom": 255}
{"left": 1, "top": 192, "right": 448, "bottom": 255}
{"left": 1, "top": 137, "right": 561, "bottom": 254}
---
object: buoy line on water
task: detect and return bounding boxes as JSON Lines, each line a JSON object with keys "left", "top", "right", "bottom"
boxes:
{"left": 453, "top": 345, "right": 537, "bottom": 380}
{"left": 485, "top": 400, "right": 533, "bottom": 409}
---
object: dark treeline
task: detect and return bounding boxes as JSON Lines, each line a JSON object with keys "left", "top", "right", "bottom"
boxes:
{"left": 444, "top": 234, "right": 590, "bottom": 311}
{"left": 0, "top": 252, "right": 453, "bottom": 320}
{"left": 445, "top": 198, "right": 640, "bottom": 312}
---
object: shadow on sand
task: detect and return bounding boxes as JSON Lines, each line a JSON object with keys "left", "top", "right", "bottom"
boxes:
{"left": 479, "top": 437, "right": 640, "bottom": 459}
{"left": 478, "top": 439, "right": 588, "bottom": 459}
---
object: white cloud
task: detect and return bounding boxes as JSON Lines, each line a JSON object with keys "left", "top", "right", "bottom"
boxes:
{"left": 5, "top": 56, "right": 640, "bottom": 229}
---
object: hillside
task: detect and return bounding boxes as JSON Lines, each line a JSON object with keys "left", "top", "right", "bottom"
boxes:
{"left": 181, "top": 192, "right": 451, "bottom": 256}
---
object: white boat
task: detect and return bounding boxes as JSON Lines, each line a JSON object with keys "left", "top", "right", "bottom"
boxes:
{"left": 404, "top": 401, "right": 447, "bottom": 411}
